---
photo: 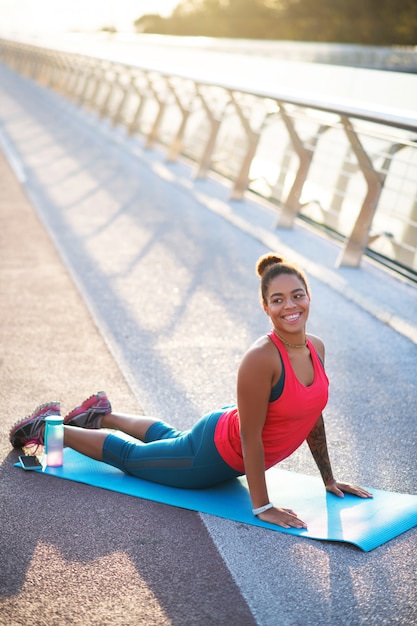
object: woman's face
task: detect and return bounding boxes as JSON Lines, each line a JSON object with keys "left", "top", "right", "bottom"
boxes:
{"left": 263, "top": 273, "right": 310, "bottom": 334}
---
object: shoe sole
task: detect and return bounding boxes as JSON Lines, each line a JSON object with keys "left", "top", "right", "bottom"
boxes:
{"left": 9, "top": 402, "right": 60, "bottom": 446}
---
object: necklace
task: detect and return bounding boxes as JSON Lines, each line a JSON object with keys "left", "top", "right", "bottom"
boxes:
{"left": 273, "top": 330, "right": 307, "bottom": 349}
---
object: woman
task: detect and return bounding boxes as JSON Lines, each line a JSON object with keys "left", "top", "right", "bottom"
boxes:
{"left": 10, "top": 253, "right": 372, "bottom": 529}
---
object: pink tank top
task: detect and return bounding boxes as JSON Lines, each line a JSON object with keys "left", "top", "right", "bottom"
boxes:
{"left": 214, "top": 332, "right": 329, "bottom": 472}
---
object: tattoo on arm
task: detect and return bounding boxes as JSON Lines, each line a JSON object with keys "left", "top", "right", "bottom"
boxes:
{"left": 306, "top": 414, "right": 334, "bottom": 485}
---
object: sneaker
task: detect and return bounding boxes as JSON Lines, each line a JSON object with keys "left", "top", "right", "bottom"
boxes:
{"left": 63, "top": 391, "right": 111, "bottom": 429}
{"left": 9, "top": 402, "right": 61, "bottom": 449}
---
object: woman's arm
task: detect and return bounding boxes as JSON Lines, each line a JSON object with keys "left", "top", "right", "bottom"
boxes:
{"left": 306, "top": 414, "right": 335, "bottom": 485}
{"left": 307, "top": 415, "right": 373, "bottom": 498}
{"left": 307, "top": 338, "right": 372, "bottom": 498}
{"left": 238, "top": 340, "right": 308, "bottom": 528}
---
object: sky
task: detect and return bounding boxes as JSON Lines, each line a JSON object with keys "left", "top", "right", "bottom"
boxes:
{"left": 0, "top": 0, "right": 180, "bottom": 34}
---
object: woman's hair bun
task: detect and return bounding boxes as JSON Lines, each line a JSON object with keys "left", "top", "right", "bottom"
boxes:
{"left": 256, "top": 253, "right": 285, "bottom": 277}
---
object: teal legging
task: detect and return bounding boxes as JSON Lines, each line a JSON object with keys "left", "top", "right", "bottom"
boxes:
{"left": 102, "top": 409, "right": 242, "bottom": 488}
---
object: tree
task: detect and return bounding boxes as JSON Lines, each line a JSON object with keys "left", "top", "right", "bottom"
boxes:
{"left": 134, "top": 0, "right": 417, "bottom": 46}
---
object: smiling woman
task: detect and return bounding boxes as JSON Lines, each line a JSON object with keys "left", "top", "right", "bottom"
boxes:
{"left": 0, "top": 0, "right": 179, "bottom": 34}
{"left": 9, "top": 252, "right": 373, "bottom": 530}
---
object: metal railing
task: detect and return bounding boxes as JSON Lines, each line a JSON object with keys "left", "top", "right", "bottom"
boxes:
{"left": 1, "top": 38, "right": 416, "bottom": 274}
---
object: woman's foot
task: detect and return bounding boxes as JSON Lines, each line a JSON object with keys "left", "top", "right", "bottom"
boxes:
{"left": 63, "top": 391, "right": 111, "bottom": 429}
{"left": 9, "top": 402, "right": 61, "bottom": 449}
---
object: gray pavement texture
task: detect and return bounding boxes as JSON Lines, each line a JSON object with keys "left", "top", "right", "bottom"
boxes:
{"left": 0, "top": 63, "right": 416, "bottom": 626}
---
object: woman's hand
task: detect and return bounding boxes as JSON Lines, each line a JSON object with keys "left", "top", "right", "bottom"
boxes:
{"left": 326, "top": 480, "right": 373, "bottom": 499}
{"left": 257, "top": 506, "right": 308, "bottom": 529}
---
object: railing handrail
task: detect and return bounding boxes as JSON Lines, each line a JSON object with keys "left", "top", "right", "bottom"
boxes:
{"left": 6, "top": 38, "right": 416, "bottom": 132}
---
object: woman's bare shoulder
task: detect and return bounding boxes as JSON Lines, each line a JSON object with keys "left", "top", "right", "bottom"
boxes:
{"left": 244, "top": 334, "right": 275, "bottom": 356}
{"left": 307, "top": 333, "right": 325, "bottom": 360}
{"left": 238, "top": 334, "right": 280, "bottom": 399}
{"left": 239, "top": 334, "right": 279, "bottom": 373}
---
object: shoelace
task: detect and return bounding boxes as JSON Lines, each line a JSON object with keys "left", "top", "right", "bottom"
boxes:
{"left": 24, "top": 438, "right": 44, "bottom": 454}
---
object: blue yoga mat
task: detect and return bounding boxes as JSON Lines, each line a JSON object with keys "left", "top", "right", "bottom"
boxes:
{"left": 15, "top": 449, "right": 417, "bottom": 551}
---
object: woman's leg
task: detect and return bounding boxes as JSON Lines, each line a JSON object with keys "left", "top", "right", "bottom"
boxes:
{"left": 101, "top": 410, "right": 241, "bottom": 488}
{"left": 101, "top": 413, "right": 161, "bottom": 441}
{"left": 64, "top": 426, "right": 108, "bottom": 461}
{"left": 63, "top": 409, "right": 240, "bottom": 489}
{"left": 63, "top": 415, "right": 182, "bottom": 461}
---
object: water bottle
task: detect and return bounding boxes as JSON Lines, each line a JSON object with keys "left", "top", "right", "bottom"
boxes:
{"left": 44, "top": 415, "right": 64, "bottom": 467}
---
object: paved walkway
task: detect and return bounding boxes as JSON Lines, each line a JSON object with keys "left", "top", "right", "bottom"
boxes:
{"left": 0, "top": 125, "right": 257, "bottom": 626}
{"left": 0, "top": 64, "right": 416, "bottom": 626}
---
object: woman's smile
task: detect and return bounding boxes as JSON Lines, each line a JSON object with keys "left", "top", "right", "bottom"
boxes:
{"left": 281, "top": 312, "right": 302, "bottom": 323}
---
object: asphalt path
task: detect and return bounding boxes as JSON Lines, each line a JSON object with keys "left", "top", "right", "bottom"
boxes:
{"left": 0, "top": 64, "right": 416, "bottom": 626}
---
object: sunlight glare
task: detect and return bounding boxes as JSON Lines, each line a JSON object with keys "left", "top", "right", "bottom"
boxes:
{"left": 0, "top": 0, "right": 180, "bottom": 34}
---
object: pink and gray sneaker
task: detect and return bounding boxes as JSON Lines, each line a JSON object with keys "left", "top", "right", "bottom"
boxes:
{"left": 63, "top": 391, "right": 111, "bottom": 429}
{"left": 9, "top": 402, "right": 61, "bottom": 449}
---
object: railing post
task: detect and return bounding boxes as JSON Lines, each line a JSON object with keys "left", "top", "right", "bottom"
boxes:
{"left": 328, "top": 147, "right": 359, "bottom": 229}
{"left": 144, "top": 75, "right": 168, "bottom": 149}
{"left": 112, "top": 72, "right": 134, "bottom": 127}
{"left": 75, "top": 60, "right": 93, "bottom": 105}
{"left": 166, "top": 78, "right": 192, "bottom": 162}
{"left": 230, "top": 130, "right": 260, "bottom": 200}
{"left": 99, "top": 67, "right": 119, "bottom": 118}
{"left": 52, "top": 55, "right": 70, "bottom": 95}
{"left": 228, "top": 91, "right": 262, "bottom": 200}
{"left": 36, "top": 52, "right": 48, "bottom": 85}
{"left": 45, "top": 52, "right": 58, "bottom": 88}
{"left": 127, "top": 84, "right": 147, "bottom": 136}
{"left": 271, "top": 143, "right": 293, "bottom": 200}
{"left": 65, "top": 58, "right": 82, "bottom": 99}
{"left": 276, "top": 104, "right": 328, "bottom": 228}
{"left": 84, "top": 62, "right": 106, "bottom": 110}
{"left": 193, "top": 85, "right": 224, "bottom": 179}
{"left": 337, "top": 117, "right": 388, "bottom": 267}
{"left": 401, "top": 192, "right": 417, "bottom": 268}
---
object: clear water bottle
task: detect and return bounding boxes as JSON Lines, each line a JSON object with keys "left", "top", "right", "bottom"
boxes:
{"left": 44, "top": 415, "right": 64, "bottom": 467}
